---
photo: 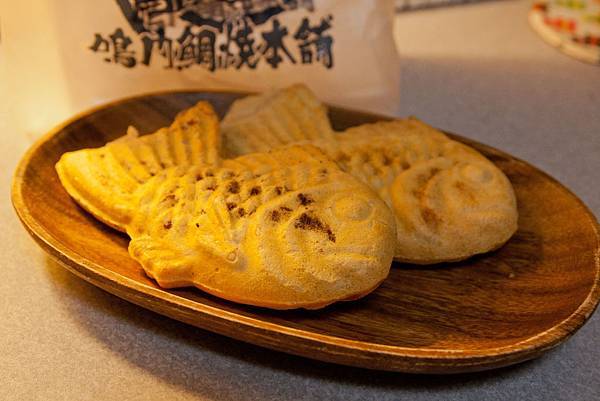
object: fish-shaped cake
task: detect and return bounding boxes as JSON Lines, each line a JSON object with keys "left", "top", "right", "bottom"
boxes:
{"left": 127, "top": 145, "right": 396, "bottom": 309}
{"left": 314, "top": 119, "right": 518, "bottom": 264}
{"left": 219, "top": 85, "right": 517, "bottom": 263}
{"left": 55, "top": 101, "right": 220, "bottom": 232}
{"left": 221, "top": 84, "right": 336, "bottom": 157}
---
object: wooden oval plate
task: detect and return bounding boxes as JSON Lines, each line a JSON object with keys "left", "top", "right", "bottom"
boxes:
{"left": 12, "top": 91, "right": 600, "bottom": 374}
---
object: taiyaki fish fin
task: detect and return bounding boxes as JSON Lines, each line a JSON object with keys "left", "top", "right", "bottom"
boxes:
{"left": 222, "top": 84, "right": 336, "bottom": 157}
{"left": 129, "top": 236, "right": 198, "bottom": 288}
{"left": 129, "top": 235, "right": 237, "bottom": 289}
{"left": 167, "top": 100, "right": 221, "bottom": 166}
{"left": 343, "top": 118, "right": 449, "bottom": 141}
{"left": 224, "top": 144, "right": 334, "bottom": 173}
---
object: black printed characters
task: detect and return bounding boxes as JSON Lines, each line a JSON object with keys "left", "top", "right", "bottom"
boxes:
{"left": 89, "top": 28, "right": 137, "bottom": 68}
{"left": 261, "top": 19, "right": 296, "bottom": 68}
{"left": 294, "top": 15, "right": 333, "bottom": 68}
{"left": 232, "top": 20, "right": 259, "bottom": 69}
{"left": 116, "top": 0, "right": 315, "bottom": 33}
{"left": 90, "top": 0, "right": 334, "bottom": 71}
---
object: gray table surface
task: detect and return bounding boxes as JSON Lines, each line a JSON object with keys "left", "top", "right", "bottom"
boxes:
{"left": 2, "top": 1, "right": 599, "bottom": 400}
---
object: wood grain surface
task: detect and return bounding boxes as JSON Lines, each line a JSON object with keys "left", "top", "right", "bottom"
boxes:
{"left": 11, "top": 91, "right": 600, "bottom": 374}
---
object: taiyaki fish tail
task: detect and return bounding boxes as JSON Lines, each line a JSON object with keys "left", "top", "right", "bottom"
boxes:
{"left": 221, "top": 84, "right": 336, "bottom": 157}
{"left": 55, "top": 101, "right": 221, "bottom": 232}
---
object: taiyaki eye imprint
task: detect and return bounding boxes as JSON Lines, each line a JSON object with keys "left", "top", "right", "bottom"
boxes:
{"left": 55, "top": 101, "right": 220, "bottom": 232}
{"left": 315, "top": 119, "right": 518, "bottom": 264}
{"left": 127, "top": 145, "right": 396, "bottom": 310}
{"left": 221, "top": 84, "right": 336, "bottom": 157}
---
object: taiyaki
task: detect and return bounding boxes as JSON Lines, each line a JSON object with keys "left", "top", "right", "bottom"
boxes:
{"left": 220, "top": 87, "right": 518, "bottom": 264}
{"left": 314, "top": 119, "right": 518, "bottom": 264}
{"left": 56, "top": 101, "right": 220, "bottom": 232}
{"left": 221, "top": 84, "right": 336, "bottom": 157}
{"left": 127, "top": 145, "right": 396, "bottom": 309}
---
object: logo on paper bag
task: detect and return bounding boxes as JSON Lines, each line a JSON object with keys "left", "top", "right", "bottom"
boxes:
{"left": 89, "top": 0, "right": 334, "bottom": 70}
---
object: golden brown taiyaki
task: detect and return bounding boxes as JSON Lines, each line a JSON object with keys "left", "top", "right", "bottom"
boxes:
{"left": 314, "top": 119, "right": 518, "bottom": 264}
{"left": 221, "top": 84, "right": 336, "bottom": 157}
{"left": 55, "top": 101, "right": 220, "bottom": 232}
{"left": 220, "top": 86, "right": 517, "bottom": 263}
{"left": 127, "top": 145, "right": 396, "bottom": 309}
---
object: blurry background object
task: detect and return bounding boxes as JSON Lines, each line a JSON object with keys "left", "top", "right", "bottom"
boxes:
{"left": 529, "top": 0, "right": 600, "bottom": 64}
{"left": 396, "top": 0, "right": 496, "bottom": 12}
{"left": 0, "top": 0, "right": 399, "bottom": 141}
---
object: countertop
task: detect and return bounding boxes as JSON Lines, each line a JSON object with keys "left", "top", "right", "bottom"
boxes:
{"left": 2, "top": 1, "right": 599, "bottom": 400}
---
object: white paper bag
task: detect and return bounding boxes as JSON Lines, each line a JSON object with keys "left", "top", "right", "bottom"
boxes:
{"left": 1, "top": 0, "right": 399, "bottom": 139}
